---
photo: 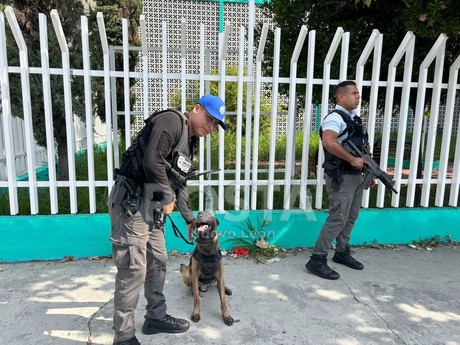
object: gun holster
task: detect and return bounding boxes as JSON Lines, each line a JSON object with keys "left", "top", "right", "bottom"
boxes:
{"left": 322, "top": 162, "right": 344, "bottom": 191}
{"left": 112, "top": 175, "right": 141, "bottom": 215}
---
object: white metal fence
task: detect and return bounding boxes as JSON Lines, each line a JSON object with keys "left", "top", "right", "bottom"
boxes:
{"left": 0, "top": 114, "right": 44, "bottom": 180}
{"left": 1, "top": 4, "right": 459, "bottom": 216}
{"left": 0, "top": 114, "right": 106, "bottom": 180}
{"left": 2, "top": 102, "right": 458, "bottom": 182}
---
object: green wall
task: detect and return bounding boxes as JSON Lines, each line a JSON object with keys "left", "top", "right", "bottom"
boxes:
{"left": 1, "top": 208, "right": 459, "bottom": 262}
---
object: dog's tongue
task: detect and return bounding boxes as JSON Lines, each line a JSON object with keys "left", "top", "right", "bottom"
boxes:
{"left": 197, "top": 224, "right": 209, "bottom": 232}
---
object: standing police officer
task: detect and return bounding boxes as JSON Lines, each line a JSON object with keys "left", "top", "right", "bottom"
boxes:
{"left": 108, "top": 94, "right": 227, "bottom": 345}
{"left": 306, "top": 81, "right": 372, "bottom": 280}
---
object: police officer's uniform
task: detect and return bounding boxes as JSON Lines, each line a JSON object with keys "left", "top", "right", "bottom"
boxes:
{"left": 312, "top": 104, "right": 368, "bottom": 256}
{"left": 108, "top": 109, "right": 195, "bottom": 343}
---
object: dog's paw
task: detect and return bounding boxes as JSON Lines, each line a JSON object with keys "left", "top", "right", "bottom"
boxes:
{"left": 224, "top": 286, "right": 232, "bottom": 296}
{"left": 179, "top": 264, "right": 187, "bottom": 273}
{"left": 223, "top": 314, "right": 234, "bottom": 326}
{"left": 191, "top": 313, "right": 201, "bottom": 323}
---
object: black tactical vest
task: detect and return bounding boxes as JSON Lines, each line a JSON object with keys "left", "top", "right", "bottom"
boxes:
{"left": 117, "top": 109, "right": 189, "bottom": 184}
{"left": 191, "top": 248, "right": 223, "bottom": 285}
{"left": 320, "top": 109, "right": 368, "bottom": 171}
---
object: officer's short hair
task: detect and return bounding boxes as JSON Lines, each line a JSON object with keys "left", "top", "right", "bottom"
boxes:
{"left": 335, "top": 80, "right": 356, "bottom": 96}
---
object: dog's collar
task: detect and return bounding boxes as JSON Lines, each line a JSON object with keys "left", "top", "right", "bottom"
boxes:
{"left": 192, "top": 248, "right": 222, "bottom": 261}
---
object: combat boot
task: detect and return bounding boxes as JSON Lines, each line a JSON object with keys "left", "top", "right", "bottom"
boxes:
{"left": 113, "top": 336, "right": 141, "bottom": 345}
{"left": 142, "top": 314, "right": 190, "bottom": 334}
{"left": 332, "top": 245, "right": 364, "bottom": 270}
{"left": 305, "top": 254, "right": 340, "bottom": 280}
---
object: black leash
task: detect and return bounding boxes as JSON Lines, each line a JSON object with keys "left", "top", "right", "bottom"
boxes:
{"left": 167, "top": 215, "right": 195, "bottom": 245}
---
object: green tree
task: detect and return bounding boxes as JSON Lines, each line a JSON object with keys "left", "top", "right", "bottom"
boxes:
{"left": 87, "top": 0, "right": 142, "bottom": 127}
{"left": 2, "top": 1, "right": 85, "bottom": 181}
{"left": 1, "top": 1, "right": 141, "bottom": 180}
{"left": 258, "top": 0, "right": 460, "bottom": 111}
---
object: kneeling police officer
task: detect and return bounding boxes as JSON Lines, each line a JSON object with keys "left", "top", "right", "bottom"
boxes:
{"left": 108, "top": 94, "right": 227, "bottom": 345}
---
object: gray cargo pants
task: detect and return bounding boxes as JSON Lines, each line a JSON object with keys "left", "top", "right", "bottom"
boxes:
{"left": 108, "top": 178, "right": 168, "bottom": 343}
{"left": 312, "top": 173, "right": 363, "bottom": 256}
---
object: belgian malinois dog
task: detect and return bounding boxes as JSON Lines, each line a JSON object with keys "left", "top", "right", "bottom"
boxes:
{"left": 179, "top": 211, "right": 234, "bottom": 326}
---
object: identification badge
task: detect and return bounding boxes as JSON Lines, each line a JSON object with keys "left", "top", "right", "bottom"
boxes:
{"left": 176, "top": 153, "right": 192, "bottom": 174}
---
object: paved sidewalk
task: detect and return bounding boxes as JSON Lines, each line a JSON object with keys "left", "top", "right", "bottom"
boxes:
{"left": 1, "top": 246, "right": 459, "bottom": 345}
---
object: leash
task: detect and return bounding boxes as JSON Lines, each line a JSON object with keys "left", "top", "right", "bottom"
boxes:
{"left": 167, "top": 215, "right": 195, "bottom": 245}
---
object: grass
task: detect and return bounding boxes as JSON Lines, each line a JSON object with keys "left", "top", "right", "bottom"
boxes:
{"left": 0, "top": 145, "right": 112, "bottom": 215}
{"left": 374, "top": 130, "right": 457, "bottom": 161}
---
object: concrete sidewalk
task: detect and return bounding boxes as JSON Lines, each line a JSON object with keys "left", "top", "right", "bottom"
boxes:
{"left": 1, "top": 246, "right": 459, "bottom": 345}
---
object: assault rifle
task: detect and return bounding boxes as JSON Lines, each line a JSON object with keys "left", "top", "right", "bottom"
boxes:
{"left": 168, "top": 167, "right": 221, "bottom": 190}
{"left": 343, "top": 140, "right": 398, "bottom": 194}
{"left": 186, "top": 168, "right": 221, "bottom": 179}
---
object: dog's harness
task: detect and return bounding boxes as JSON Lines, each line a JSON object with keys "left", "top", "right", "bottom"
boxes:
{"left": 191, "top": 249, "right": 222, "bottom": 285}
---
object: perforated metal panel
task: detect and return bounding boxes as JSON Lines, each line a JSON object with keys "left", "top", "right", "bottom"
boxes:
{"left": 131, "top": 0, "right": 272, "bottom": 132}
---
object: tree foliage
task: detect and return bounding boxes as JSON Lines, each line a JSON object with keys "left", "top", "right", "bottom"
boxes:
{"left": 2, "top": 1, "right": 86, "bottom": 180}
{"left": 87, "top": 0, "right": 142, "bottom": 123}
{"left": 1, "top": 1, "right": 141, "bottom": 180}
{"left": 258, "top": 0, "right": 460, "bottom": 110}
{"left": 169, "top": 65, "right": 278, "bottom": 136}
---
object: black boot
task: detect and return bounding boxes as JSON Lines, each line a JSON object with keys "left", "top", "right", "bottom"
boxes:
{"left": 332, "top": 245, "right": 364, "bottom": 270}
{"left": 113, "top": 336, "right": 141, "bottom": 345}
{"left": 142, "top": 314, "right": 190, "bottom": 334}
{"left": 305, "top": 254, "right": 340, "bottom": 280}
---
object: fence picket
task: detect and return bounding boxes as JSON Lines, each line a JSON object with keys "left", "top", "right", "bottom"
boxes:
{"left": 97, "top": 12, "right": 115, "bottom": 193}
{"left": 298, "top": 30, "right": 316, "bottom": 211}
{"left": 198, "top": 23, "right": 206, "bottom": 212}
{"left": 51, "top": 10, "right": 78, "bottom": 213}
{"left": 5, "top": 7, "right": 39, "bottom": 214}
{"left": 0, "top": 12, "right": 19, "bottom": 214}
{"left": 316, "top": 27, "right": 345, "bottom": 209}
{"left": 284, "top": 25, "right": 307, "bottom": 210}
{"left": 39, "top": 13, "right": 58, "bottom": 214}
{"left": 267, "top": 27, "right": 281, "bottom": 210}
{"left": 439, "top": 55, "right": 460, "bottom": 206}
{"left": 82, "top": 16, "right": 97, "bottom": 213}
{"left": 251, "top": 23, "right": 268, "bottom": 210}
{"left": 421, "top": 36, "right": 447, "bottom": 206}
{"left": 407, "top": 34, "right": 448, "bottom": 207}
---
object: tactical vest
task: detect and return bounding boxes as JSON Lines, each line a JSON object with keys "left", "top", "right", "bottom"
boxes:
{"left": 118, "top": 109, "right": 190, "bottom": 185}
{"left": 320, "top": 109, "right": 368, "bottom": 171}
{"left": 192, "top": 248, "right": 223, "bottom": 285}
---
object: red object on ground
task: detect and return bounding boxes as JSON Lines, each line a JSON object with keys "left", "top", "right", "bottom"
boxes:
{"left": 233, "top": 247, "right": 250, "bottom": 256}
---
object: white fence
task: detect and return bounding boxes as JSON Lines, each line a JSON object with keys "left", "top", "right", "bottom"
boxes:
{"left": 0, "top": 114, "right": 106, "bottom": 180}
{"left": 0, "top": 5, "right": 459, "bottom": 216}
{"left": 2, "top": 103, "right": 458, "bottom": 182}
{"left": 0, "top": 114, "right": 45, "bottom": 180}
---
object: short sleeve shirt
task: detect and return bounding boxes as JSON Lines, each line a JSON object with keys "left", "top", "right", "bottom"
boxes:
{"left": 322, "top": 105, "right": 358, "bottom": 144}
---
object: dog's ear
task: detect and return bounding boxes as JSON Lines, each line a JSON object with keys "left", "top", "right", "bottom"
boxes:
{"left": 215, "top": 217, "right": 219, "bottom": 226}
